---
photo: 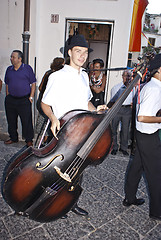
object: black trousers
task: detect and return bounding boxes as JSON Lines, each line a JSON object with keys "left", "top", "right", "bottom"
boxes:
{"left": 124, "top": 129, "right": 161, "bottom": 217}
{"left": 91, "top": 91, "right": 105, "bottom": 108}
{"left": 69, "top": 174, "right": 84, "bottom": 211}
{"left": 5, "top": 94, "right": 34, "bottom": 142}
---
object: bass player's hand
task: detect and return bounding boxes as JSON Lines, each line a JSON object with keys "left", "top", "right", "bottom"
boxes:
{"left": 50, "top": 114, "right": 60, "bottom": 139}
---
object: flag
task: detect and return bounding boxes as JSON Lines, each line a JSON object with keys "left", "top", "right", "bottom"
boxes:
{"left": 129, "top": 0, "right": 149, "bottom": 52}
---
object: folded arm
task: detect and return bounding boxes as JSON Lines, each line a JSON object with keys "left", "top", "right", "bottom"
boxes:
{"left": 137, "top": 115, "right": 161, "bottom": 123}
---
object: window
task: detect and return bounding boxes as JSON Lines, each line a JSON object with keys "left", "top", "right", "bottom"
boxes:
{"left": 148, "top": 38, "right": 155, "bottom": 46}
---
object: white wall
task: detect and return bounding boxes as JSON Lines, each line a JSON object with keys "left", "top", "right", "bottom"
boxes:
{"left": 0, "top": 0, "right": 134, "bottom": 101}
{"left": 35, "top": 0, "right": 134, "bottom": 100}
{"left": 0, "top": 0, "right": 37, "bottom": 79}
{"left": 0, "top": 0, "right": 23, "bottom": 80}
{"left": 141, "top": 32, "right": 161, "bottom": 48}
{"left": 150, "top": 15, "right": 161, "bottom": 34}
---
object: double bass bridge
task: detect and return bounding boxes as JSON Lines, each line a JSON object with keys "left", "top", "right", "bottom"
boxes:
{"left": 54, "top": 166, "right": 71, "bottom": 183}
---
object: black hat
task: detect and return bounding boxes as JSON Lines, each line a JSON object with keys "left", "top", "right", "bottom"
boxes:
{"left": 65, "top": 34, "right": 93, "bottom": 53}
{"left": 148, "top": 54, "right": 161, "bottom": 71}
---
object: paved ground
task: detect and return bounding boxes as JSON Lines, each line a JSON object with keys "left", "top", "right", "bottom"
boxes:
{"left": 0, "top": 87, "right": 161, "bottom": 239}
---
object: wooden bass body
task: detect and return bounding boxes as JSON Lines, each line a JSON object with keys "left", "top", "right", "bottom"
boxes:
{"left": 2, "top": 110, "right": 112, "bottom": 222}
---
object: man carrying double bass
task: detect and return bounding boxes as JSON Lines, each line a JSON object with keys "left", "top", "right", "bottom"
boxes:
{"left": 41, "top": 34, "right": 106, "bottom": 217}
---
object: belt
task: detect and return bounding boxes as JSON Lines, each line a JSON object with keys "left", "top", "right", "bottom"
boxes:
{"left": 10, "top": 94, "right": 30, "bottom": 99}
{"left": 121, "top": 105, "right": 131, "bottom": 108}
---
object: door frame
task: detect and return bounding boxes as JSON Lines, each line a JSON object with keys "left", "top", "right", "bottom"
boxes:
{"left": 65, "top": 18, "right": 115, "bottom": 102}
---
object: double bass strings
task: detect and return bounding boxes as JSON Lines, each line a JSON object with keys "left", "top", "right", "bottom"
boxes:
{"left": 49, "top": 155, "right": 85, "bottom": 191}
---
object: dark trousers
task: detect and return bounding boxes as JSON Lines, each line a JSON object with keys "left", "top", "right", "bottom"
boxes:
{"left": 5, "top": 94, "right": 34, "bottom": 143}
{"left": 72, "top": 174, "right": 83, "bottom": 209}
{"left": 112, "top": 106, "right": 132, "bottom": 151}
{"left": 91, "top": 91, "right": 105, "bottom": 108}
{"left": 124, "top": 129, "right": 161, "bottom": 217}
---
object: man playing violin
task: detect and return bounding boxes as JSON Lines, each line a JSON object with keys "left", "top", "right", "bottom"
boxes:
{"left": 41, "top": 34, "right": 106, "bottom": 217}
{"left": 123, "top": 54, "right": 161, "bottom": 221}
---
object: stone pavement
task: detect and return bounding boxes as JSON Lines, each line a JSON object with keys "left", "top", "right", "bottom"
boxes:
{"left": 0, "top": 88, "right": 161, "bottom": 239}
{"left": 0, "top": 140, "right": 161, "bottom": 240}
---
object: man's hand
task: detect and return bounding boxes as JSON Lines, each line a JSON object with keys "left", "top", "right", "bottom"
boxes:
{"left": 50, "top": 115, "right": 60, "bottom": 139}
{"left": 29, "top": 96, "right": 33, "bottom": 103}
{"left": 41, "top": 102, "right": 60, "bottom": 139}
{"left": 97, "top": 104, "right": 108, "bottom": 112}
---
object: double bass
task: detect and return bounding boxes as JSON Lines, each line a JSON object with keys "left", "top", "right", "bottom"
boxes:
{"left": 2, "top": 53, "right": 153, "bottom": 222}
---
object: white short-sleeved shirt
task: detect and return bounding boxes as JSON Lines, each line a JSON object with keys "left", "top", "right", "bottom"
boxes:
{"left": 111, "top": 81, "right": 134, "bottom": 105}
{"left": 42, "top": 64, "right": 92, "bottom": 118}
{"left": 136, "top": 77, "right": 161, "bottom": 134}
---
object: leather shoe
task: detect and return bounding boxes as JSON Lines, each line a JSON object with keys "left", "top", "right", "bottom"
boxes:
{"left": 119, "top": 148, "right": 129, "bottom": 156}
{"left": 4, "top": 139, "right": 18, "bottom": 144}
{"left": 111, "top": 149, "right": 117, "bottom": 155}
{"left": 123, "top": 198, "right": 145, "bottom": 207}
{"left": 71, "top": 205, "right": 88, "bottom": 216}
{"left": 26, "top": 141, "right": 33, "bottom": 147}
{"left": 149, "top": 215, "right": 161, "bottom": 221}
{"left": 61, "top": 214, "right": 68, "bottom": 219}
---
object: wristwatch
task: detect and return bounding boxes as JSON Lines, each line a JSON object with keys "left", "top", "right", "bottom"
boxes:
{"left": 29, "top": 96, "right": 33, "bottom": 101}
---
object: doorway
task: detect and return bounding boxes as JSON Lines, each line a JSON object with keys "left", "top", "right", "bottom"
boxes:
{"left": 64, "top": 19, "right": 114, "bottom": 102}
{"left": 65, "top": 19, "right": 114, "bottom": 71}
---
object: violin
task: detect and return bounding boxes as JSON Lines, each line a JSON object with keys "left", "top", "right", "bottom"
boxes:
{"left": 2, "top": 52, "right": 154, "bottom": 222}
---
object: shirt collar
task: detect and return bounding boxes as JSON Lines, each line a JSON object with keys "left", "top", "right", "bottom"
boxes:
{"left": 63, "top": 64, "right": 84, "bottom": 74}
{"left": 151, "top": 77, "right": 161, "bottom": 87}
{"left": 11, "top": 63, "right": 24, "bottom": 71}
